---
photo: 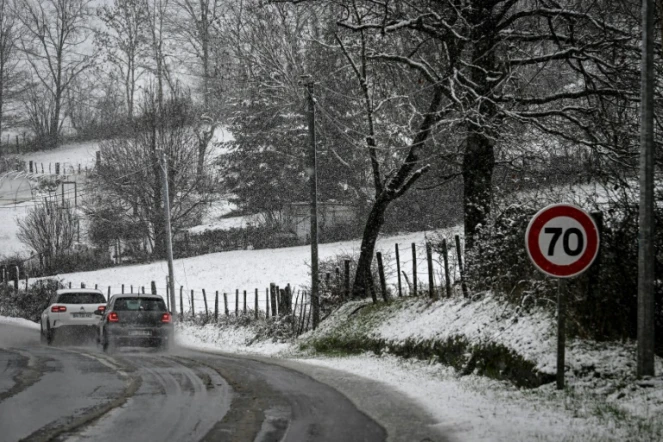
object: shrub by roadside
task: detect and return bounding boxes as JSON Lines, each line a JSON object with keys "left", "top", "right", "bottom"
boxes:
{"left": 0, "top": 278, "right": 62, "bottom": 322}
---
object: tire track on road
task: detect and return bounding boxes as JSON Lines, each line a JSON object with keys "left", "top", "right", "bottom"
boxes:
{"left": 62, "top": 351, "right": 231, "bottom": 442}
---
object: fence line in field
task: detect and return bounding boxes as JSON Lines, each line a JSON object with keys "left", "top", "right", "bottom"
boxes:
{"left": 2, "top": 236, "right": 469, "bottom": 333}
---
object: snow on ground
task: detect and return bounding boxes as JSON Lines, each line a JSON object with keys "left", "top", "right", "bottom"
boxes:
{"left": 51, "top": 229, "right": 455, "bottom": 311}
{"left": 296, "top": 355, "right": 614, "bottom": 442}
{"left": 0, "top": 202, "right": 34, "bottom": 255}
{"left": 176, "top": 322, "right": 289, "bottom": 356}
{"left": 373, "top": 295, "right": 558, "bottom": 374}
{"left": 16, "top": 140, "right": 100, "bottom": 170}
{"left": 188, "top": 199, "right": 262, "bottom": 234}
{"left": 0, "top": 315, "right": 39, "bottom": 330}
{"left": 172, "top": 294, "right": 663, "bottom": 442}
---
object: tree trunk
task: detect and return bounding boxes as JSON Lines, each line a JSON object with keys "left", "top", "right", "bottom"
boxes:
{"left": 463, "top": 129, "right": 495, "bottom": 250}
{"left": 352, "top": 196, "right": 390, "bottom": 297}
{"left": 463, "top": 2, "right": 498, "bottom": 251}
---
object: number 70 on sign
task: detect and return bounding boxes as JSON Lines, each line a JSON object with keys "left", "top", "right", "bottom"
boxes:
{"left": 525, "top": 204, "right": 600, "bottom": 278}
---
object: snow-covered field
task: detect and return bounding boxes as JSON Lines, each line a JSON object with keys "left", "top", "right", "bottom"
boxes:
{"left": 0, "top": 202, "right": 34, "bottom": 255}
{"left": 49, "top": 228, "right": 457, "bottom": 313}
{"left": 17, "top": 140, "right": 100, "bottom": 171}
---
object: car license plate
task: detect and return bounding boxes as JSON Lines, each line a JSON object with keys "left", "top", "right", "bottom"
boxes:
{"left": 129, "top": 331, "right": 151, "bottom": 336}
{"left": 72, "top": 313, "right": 91, "bottom": 318}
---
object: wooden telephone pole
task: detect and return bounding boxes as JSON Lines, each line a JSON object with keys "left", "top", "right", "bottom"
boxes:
{"left": 303, "top": 75, "right": 320, "bottom": 329}
{"left": 160, "top": 151, "right": 177, "bottom": 319}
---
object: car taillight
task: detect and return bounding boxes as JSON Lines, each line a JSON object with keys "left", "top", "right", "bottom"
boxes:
{"left": 51, "top": 305, "right": 66, "bottom": 312}
{"left": 161, "top": 312, "right": 172, "bottom": 323}
{"left": 98, "top": 305, "right": 106, "bottom": 312}
{"left": 108, "top": 312, "right": 119, "bottom": 322}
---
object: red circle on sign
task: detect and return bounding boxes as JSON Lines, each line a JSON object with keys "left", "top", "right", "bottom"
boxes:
{"left": 525, "top": 204, "right": 599, "bottom": 278}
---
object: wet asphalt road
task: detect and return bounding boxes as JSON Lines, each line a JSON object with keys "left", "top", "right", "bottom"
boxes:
{"left": 0, "top": 322, "right": 447, "bottom": 442}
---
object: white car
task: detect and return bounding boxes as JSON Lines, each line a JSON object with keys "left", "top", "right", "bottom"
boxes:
{"left": 40, "top": 289, "right": 107, "bottom": 345}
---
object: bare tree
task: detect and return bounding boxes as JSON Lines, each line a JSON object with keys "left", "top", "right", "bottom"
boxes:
{"left": 0, "top": 0, "right": 24, "bottom": 141}
{"left": 95, "top": 0, "right": 150, "bottom": 123}
{"left": 169, "top": 0, "right": 226, "bottom": 178}
{"left": 14, "top": 0, "right": 95, "bottom": 147}
{"left": 87, "top": 88, "right": 213, "bottom": 259}
{"left": 325, "top": 0, "right": 640, "bottom": 282}
{"left": 17, "top": 200, "right": 76, "bottom": 272}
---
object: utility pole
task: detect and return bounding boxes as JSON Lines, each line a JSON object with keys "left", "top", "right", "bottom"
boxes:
{"left": 160, "top": 150, "right": 177, "bottom": 319}
{"left": 304, "top": 75, "right": 320, "bottom": 329}
{"left": 637, "top": 0, "right": 655, "bottom": 378}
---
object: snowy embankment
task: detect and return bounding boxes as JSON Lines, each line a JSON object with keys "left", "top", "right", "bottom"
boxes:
{"left": 176, "top": 294, "right": 663, "bottom": 442}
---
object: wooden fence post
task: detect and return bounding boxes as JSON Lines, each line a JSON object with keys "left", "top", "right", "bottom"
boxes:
{"left": 275, "top": 285, "right": 280, "bottom": 315}
{"left": 69, "top": 282, "right": 72, "bottom": 289}
{"left": 395, "top": 243, "right": 402, "bottom": 297}
{"left": 426, "top": 243, "right": 436, "bottom": 299}
{"left": 365, "top": 271, "right": 377, "bottom": 304}
{"left": 191, "top": 290, "right": 195, "bottom": 318}
{"left": 235, "top": 289, "right": 239, "bottom": 316}
{"left": 108, "top": 287, "right": 111, "bottom": 298}
{"left": 270, "top": 283, "right": 277, "bottom": 317}
{"left": 265, "top": 288, "right": 270, "bottom": 318}
{"left": 412, "top": 243, "right": 418, "bottom": 296}
{"left": 81, "top": 282, "right": 85, "bottom": 288}
{"left": 13, "top": 266, "right": 19, "bottom": 290}
{"left": 376, "top": 252, "right": 389, "bottom": 302}
{"left": 122, "top": 284, "right": 125, "bottom": 294}
{"left": 254, "top": 289, "right": 259, "bottom": 319}
{"left": 179, "top": 286, "right": 184, "bottom": 321}
{"left": 299, "top": 300, "right": 308, "bottom": 335}
{"left": 292, "top": 291, "right": 300, "bottom": 331}
{"left": 442, "top": 239, "right": 452, "bottom": 298}
{"left": 202, "top": 289, "right": 209, "bottom": 321}
{"left": 223, "top": 292, "right": 229, "bottom": 316}
{"left": 151, "top": 281, "right": 157, "bottom": 295}
{"left": 141, "top": 286, "right": 145, "bottom": 294}
{"left": 455, "top": 235, "right": 469, "bottom": 298}
{"left": 243, "top": 290, "right": 247, "bottom": 315}
{"left": 215, "top": 291, "right": 219, "bottom": 321}
{"left": 29, "top": 161, "right": 33, "bottom": 173}
{"left": 344, "top": 260, "right": 350, "bottom": 300}
{"left": 285, "top": 284, "right": 292, "bottom": 315}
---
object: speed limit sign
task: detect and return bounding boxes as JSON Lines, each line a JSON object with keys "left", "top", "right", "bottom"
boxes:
{"left": 525, "top": 204, "right": 600, "bottom": 278}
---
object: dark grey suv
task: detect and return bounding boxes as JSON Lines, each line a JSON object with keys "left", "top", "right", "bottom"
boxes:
{"left": 96, "top": 294, "right": 174, "bottom": 352}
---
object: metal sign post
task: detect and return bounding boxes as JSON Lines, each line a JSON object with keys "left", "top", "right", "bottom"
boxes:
{"left": 526, "top": 204, "right": 600, "bottom": 389}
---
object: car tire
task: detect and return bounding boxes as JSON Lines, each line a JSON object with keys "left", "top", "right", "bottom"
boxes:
{"left": 103, "top": 334, "right": 117, "bottom": 353}
{"left": 46, "top": 323, "right": 55, "bottom": 345}
{"left": 40, "top": 323, "right": 47, "bottom": 344}
{"left": 158, "top": 339, "right": 170, "bottom": 352}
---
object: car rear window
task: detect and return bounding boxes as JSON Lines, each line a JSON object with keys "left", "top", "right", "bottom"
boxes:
{"left": 57, "top": 293, "right": 106, "bottom": 304}
{"left": 113, "top": 298, "right": 167, "bottom": 312}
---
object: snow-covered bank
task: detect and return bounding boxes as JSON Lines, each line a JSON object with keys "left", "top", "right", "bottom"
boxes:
{"left": 173, "top": 293, "right": 663, "bottom": 441}
{"left": 0, "top": 315, "right": 39, "bottom": 330}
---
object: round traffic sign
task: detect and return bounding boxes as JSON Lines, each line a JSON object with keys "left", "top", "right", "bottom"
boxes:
{"left": 525, "top": 204, "right": 600, "bottom": 278}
